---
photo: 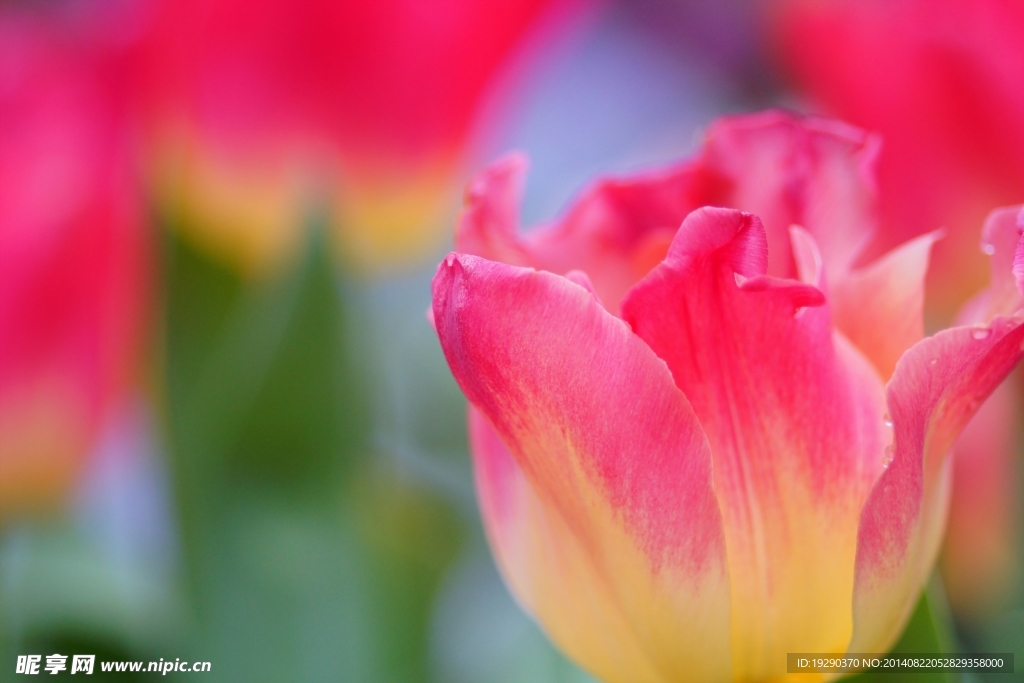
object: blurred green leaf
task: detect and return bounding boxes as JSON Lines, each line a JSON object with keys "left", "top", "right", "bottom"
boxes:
{"left": 163, "top": 220, "right": 369, "bottom": 594}
{"left": 0, "top": 523, "right": 185, "bottom": 683}
{"left": 164, "top": 222, "right": 368, "bottom": 494}
{"left": 979, "top": 610, "right": 1024, "bottom": 683}
{"left": 161, "top": 219, "right": 463, "bottom": 682}
{"left": 349, "top": 469, "right": 463, "bottom": 682}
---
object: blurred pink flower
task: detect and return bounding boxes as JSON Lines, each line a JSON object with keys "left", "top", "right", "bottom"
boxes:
{"left": 0, "top": 10, "right": 147, "bottom": 521}
{"left": 141, "top": 0, "right": 583, "bottom": 274}
{"left": 430, "top": 112, "right": 1024, "bottom": 681}
{"left": 771, "top": 0, "right": 1024, "bottom": 316}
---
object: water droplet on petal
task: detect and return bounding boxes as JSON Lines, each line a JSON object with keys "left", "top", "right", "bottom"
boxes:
{"left": 929, "top": 357, "right": 938, "bottom": 365}
{"left": 982, "top": 243, "right": 996, "bottom": 256}
{"left": 883, "top": 414, "right": 893, "bottom": 428}
{"left": 971, "top": 327, "right": 991, "bottom": 340}
{"left": 882, "top": 444, "right": 895, "bottom": 468}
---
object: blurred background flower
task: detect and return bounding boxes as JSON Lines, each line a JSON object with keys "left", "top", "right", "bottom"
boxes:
{"left": 0, "top": 5, "right": 147, "bottom": 525}
{"left": 771, "top": 0, "right": 1024, "bottom": 320}
{"left": 140, "top": 0, "right": 588, "bottom": 276}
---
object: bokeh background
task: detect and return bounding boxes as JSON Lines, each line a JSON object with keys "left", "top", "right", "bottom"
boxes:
{"left": 1, "top": 0, "right": 1022, "bottom": 681}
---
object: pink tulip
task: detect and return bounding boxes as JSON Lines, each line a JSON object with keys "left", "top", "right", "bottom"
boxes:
{"left": 431, "top": 112, "right": 1024, "bottom": 681}
{"left": 0, "top": 11, "right": 147, "bottom": 521}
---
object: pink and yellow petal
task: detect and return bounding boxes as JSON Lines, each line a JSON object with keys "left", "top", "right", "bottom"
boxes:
{"left": 621, "top": 208, "right": 889, "bottom": 680}
{"left": 433, "top": 254, "right": 732, "bottom": 682}
{"left": 831, "top": 232, "right": 939, "bottom": 380}
{"left": 471, "top": 408, "right": 671, "bottom": 683}
{"left": 851, "top": 315, "right": 1024, "bottom": 652}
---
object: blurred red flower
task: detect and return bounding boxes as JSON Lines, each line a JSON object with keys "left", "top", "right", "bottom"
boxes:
{"left": 0, "top": 9, "right": 147, "bottom": 521}
{"left": 772, "top": 0, "right": 1024, "bottom": 316}
{"left": 141, "top": 0, "right": 583, "bottom": 274}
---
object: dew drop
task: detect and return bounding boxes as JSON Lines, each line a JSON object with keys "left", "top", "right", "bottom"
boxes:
{"left": 982, "top": 243, "right": 996, "bottom": 256}
{"left": 883, "top": 413, "right": 893, "bottom": 428}
{"left": 882, "top": 445, "right": 895, "bottom": 468}
{"left": 929, "top": 358, "right": 938, "bottom": 365}
{"left": 971, "top": 327, "right": 991, "bottom": 340}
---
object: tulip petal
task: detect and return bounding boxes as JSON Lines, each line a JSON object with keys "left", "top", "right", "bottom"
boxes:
{"left": 452, "top": 152, "right": 534, "bottom": 267}
{"left": 470, "top": 408, "right": 669, "bottom": 683}
{"left": 960, "top": 206, "right": 1024, "bottom": 323}
{"left": 1016, "top": 241, "right": 1024, "bottom": 295}
{"left": 790, "top": 225, "right": 824, "bottom": 287}
{"left": 454, "top": 153, "right": 704, "bottom": 313}
{"left": 433, "top": 253, "right": 732, "bottom": 683}
{"left": 621, "top": 207, "right": 889, "bottom": 680}
{"left": 698, "top": 111, "right": 881, "bottom": 279}
{"left": 851, "top": 225, "right": 1024, "bottom": 651}
{"left": 850, "top": 314, "right": 1024, "bottom": 652}
{"left": 831, "top": 232, "right": 940, "bottom": 380}
{"left": 455, "top": 112, "right": 882, "bottom": 315}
